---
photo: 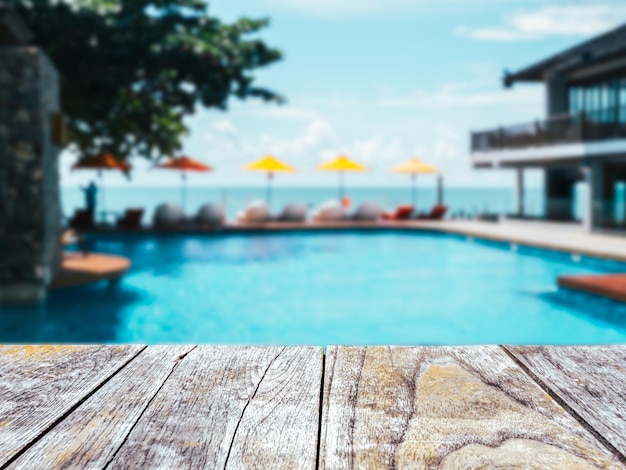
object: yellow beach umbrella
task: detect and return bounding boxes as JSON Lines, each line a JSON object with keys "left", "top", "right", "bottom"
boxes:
{"left": 392, "top": 158, "right": 439, "bottom": 207}
{"left": 243, "top": 155, "right": 296, "bottom": 205}
{"left": 317, "top": 154, "right": 367, "bottom": 199}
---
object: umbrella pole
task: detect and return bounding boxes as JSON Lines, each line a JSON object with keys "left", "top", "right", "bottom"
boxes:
{"left": 437, "top": 174, "right": 443, "bottom": 205}
{"left": 339, "top": 171, "right": 344, "bottom": 200}
{"left": 99, "top": 170, "right": 105, "bottom": 223}
{"left": 411, "top": 173, "right": 416, "bottom": 207}
{"left": 267, "top": 172, "right": 273, "bottom": 207}
{"left": 182, "top": 171, "right": 186, "bottom": 212}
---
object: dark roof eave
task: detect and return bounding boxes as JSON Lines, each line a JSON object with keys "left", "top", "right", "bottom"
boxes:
{"left": 503, "top": 23, "right": 626, "bottom": 88}
{"left": 503, "top": 70, "right": 543, "bottom": 87}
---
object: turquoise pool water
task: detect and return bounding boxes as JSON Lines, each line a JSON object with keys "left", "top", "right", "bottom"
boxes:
{"left": 2, "top": 231, "right": 626, "bottom": 344}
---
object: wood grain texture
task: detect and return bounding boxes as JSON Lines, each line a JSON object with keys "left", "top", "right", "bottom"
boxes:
{"left": 6, "top": 345, "right": 194, "bottom": 469}
{"left": 319, "top": 346, "right": 624, "bottom": 469}
{"left": 107, "top": 346, "right": 323, "bottom": 469}
{"left": 505, "top": 345, "right": 626, "bottom": 458}
{"left": 0, "top": 345, "right": 144, "bottom": 466}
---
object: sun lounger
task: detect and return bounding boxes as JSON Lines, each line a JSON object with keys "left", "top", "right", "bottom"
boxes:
{"left": 68, "top": 209, "right": 94, "bottom": 229}
{"left": 196, "top": 203, "right": 225, "bottom": 226}
{"left": 116, "top": 208, "right": 144, "bottom": 228}
{"left": 312, "top": 200, "right": 346, "bottom": 222}
{"left": 351, "top": 202, "right": 383, "bottom": 221}
{"left": 153, "top": 202, "right": 185, "bottom": 227}
{"left": 276, "top": 203, "right": 308, "bottom": 222}
{"left": 415, "top": 204, "right": 448, "bottom": 220}
{"left": 237, "top": 200, "right": 271, "bottom": 223}
{"left": 382, "top": 205, "right": 414, "bottom": 220}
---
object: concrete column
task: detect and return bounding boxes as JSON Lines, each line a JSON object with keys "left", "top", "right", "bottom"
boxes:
{"left": 581, "top": 165, "right": 592, "bottom": 232}
{"left": 588, "top": 160, "right": 605, "bottom": 231}
{"left": 515, "top": 167, "right": 524, "bottom": 216}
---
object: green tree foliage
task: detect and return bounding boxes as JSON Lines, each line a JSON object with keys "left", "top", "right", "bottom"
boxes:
{"left": 16, "top": 0, "right": 283, "bottom": 163}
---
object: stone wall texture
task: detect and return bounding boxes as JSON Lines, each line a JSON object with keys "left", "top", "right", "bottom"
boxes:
{"left": 0, "top": 46, "right": 61, "bottom": 304}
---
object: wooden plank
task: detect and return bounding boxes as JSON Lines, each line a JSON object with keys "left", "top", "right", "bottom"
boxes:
{"left": 0, "top": 345, "right": 144, "bottom": 466}
{"left": 6, "top": 345, "right": 194, "bottom": 469}
{"left": 319, "top": 346, "right": 624, "bottom": 469}
{"left": 108, "top": 346, "right": 323, "bottom": 469}
{"left": 505, "top": 345, "right": 626, "bottom": 457}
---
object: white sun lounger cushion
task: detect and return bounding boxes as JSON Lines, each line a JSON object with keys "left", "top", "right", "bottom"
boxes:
{"left": 153, "top": 202, "right": 185, "bottom": 226}
{"left": 313, "top": 200, "right": 345, "bottom": 221}
{"left": 352, "top": 202, "right": 382, "bottom": 221}
{"left": 196, "top": 203, "right": 225, "bottom": 225}
{"left": 278, "top": 203, "right": 308, "bottom": 222}
{"left": 238, "top": 200, "right": 271, "bottom": 223}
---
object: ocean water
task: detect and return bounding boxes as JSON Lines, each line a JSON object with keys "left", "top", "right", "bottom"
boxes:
{"left": 61, "top": 186, "right": 546, "bottom": 222}
{"left": 1, "top": 231, "right": 626, "bottom": 344}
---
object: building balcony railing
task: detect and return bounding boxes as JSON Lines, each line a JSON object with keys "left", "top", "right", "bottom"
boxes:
{"left": 471, "top": 111, "right": 626, "bottom": 153}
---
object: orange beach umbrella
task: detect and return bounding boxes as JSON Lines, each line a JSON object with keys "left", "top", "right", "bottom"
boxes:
{"left": 72, "top": 153, "right": 131, "bottom": 215}
{"left": 391, "top": 158, "right": 439, "bottom": 207}
{"left": 156, "top": 156, "right": 212, "bottom": 210}
{"left": 72, "top": 153, "right": 131, "bottom": 173}
{"left": 242, "top": 155, "right": 296, "bottom": 205}
{"left": 317, "top": 155, "right": 367, "bottom": 200}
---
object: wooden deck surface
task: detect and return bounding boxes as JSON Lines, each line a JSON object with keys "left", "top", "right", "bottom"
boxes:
{"left": 1, "top": 345, "right": 625, "bottom": 469}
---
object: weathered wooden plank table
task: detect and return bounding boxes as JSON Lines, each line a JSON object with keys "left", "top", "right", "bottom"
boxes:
{"left": 0, "top": 345, "right": 625, "bottom": 469}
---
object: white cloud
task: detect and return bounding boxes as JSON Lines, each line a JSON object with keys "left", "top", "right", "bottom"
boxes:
{"left": 458, "top": 5, "right": 626, "bottom": 41}
{"left": 431, "top": 124, "right": 461, "bottom": 163}
{"left": 211, "top": 118, "right": 237, "bottom": 134}
{"left": 242, "top": 104, "right": 321, "bottom": 122}
{"left": 380, "top": 83, "right": 542, "bottom": 108}
{"left": 320, "top": 136, "right": 404, "bottom": 166}
{"left": 254, "top": 119, "right": 336, "bottom": 159}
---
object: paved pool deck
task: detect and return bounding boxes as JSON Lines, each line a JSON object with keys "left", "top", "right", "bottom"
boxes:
{"left": 1, "top": 345, "right": 625, "bottom": 468}
{"left": 412, "top": 220, "right": 626, "bottom": 263}
{"left": 87, "top": 219, "right": 626, "bottom": 263}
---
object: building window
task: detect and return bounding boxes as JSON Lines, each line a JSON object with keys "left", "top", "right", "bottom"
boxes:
{"left": 620, "top": 79, "right": 626, "bottom": 123}
{"left": 569, "top": 74, "right": 626, "bottom": 123}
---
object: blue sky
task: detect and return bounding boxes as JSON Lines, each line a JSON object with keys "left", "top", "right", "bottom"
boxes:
{"left": 61, "top": 0, "right": 626, "bottom": 188}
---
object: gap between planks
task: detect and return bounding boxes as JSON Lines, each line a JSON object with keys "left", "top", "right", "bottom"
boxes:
{"left": 222, "top": 347, "right": 285, "bottom": 469}
{"left": 315, "top": 347, "right": 326, "bottom": 470}
{"left": 102, "top": 345, "right": 198, "bottom": 469}
{"left": 0, "top": 345, "right": 147, "bottom": 470}
{"left": 500, "top": 345, "right": 626, "bottom": 465}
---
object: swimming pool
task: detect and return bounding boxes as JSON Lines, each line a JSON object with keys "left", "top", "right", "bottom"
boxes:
{"left": 2, "top": 231, "right": 626, "bottom": 344}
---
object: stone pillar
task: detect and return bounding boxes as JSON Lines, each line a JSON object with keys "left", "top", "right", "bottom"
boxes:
{"left": 545, "top": 72, "right": 568, "bottom": 117}
{"left": 0, "top": 47, "right": 61, "bottom": 304}
{"left": 515, "top": 167, "right": 524, "bottom": 216}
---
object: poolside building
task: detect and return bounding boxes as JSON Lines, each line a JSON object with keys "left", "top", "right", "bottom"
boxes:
{"left": 471, "top": 24, "right": 626, "bottom": 232}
